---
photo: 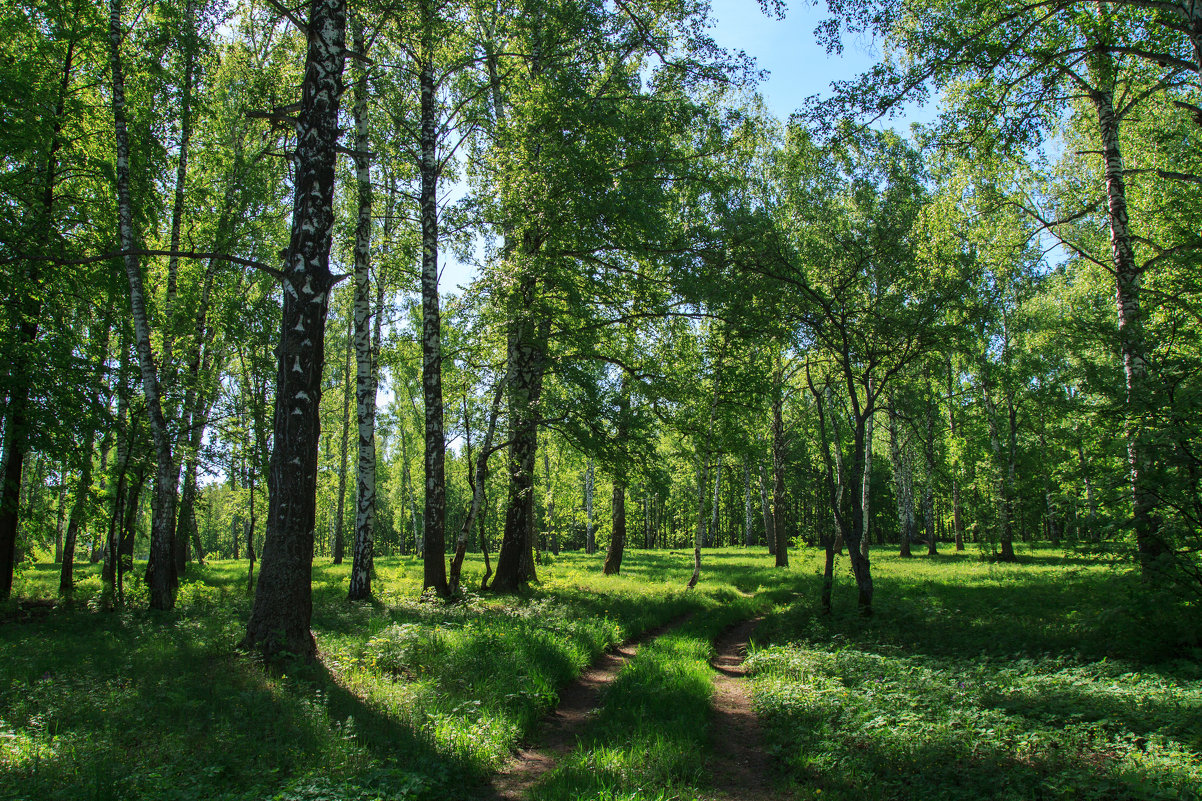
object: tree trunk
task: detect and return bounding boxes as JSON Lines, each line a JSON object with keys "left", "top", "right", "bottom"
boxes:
{"left": 417, "top": 40, "right": 448, "bottom": 596}
{"left": 110, "top": 0, "right": 180, "bottom": 610}
{"left": 241, "top": 0, "right": 346, "bottom": 661}
{"left": 584, "top": 459, "right": 595, "bottom": 554}
{"left": 982, "top": 378, "right": 1015, "bottom": 561}
{"left": 334, "top": 310, "right": 352, "bottom": 564}
{"left": 59, "top": 427, "right": 96, "bottom": 596}
{"left": 0, "top": 41, "right": 75, "bottom": 600}
{"left": 449, "top": 382, "right": 503, "bottom": 594}
{"left": 742, "top": 458, "right": 753, "bottom": 546}
{"left": 492, "top": 298, "right": 548, "bottom": 591}
{"left": 888, "top": 397, "right": 915, "bottom": 558}
{"left": 772, "top": 368, "right": 789, "bottom": 567}
{"left": 348, "top": 24, "right": 378, "bottom": 602}
{"left": 1089, "top": 79, "right": 1168, "bottom": 576}
{"left": 945, "top": 356, "right": 964, "bottom": 551}
{"left": 603, "top": 477, "right": 625, "bottom": 574}
{"left": 759, "top": 466, "right": 774, "bottom": 556}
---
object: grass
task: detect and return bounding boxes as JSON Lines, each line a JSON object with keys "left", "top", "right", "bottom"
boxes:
{"left": 1, "top": 545, "right": 1200, "bottom": 800}
{"left": 747, "top": 546, "right": 1202, "bottom": 801}
{"left": 0, "top": 550, "right": 760, "bottom": 801}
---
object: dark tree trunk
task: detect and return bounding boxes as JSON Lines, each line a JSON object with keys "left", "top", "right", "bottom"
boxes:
{"left": 493, "top": 276, "right": 546, "bottom": 593}
{"left": 0, "top": 41, "right": 75, "bottom": 599}
{"left": 241, "top": 0, "right": 346, "bottom": 661}
{"left": 603, "top": 478, "right": 625, "bottom": 575}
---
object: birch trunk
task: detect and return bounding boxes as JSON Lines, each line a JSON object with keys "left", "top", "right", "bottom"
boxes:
{"left": 982, "top": 378, "right": 1015, "bottom": 561}
{"left": 584, "top": 459, "right": 595, "bottom": 554}
{"left": 492, "top": 277, "right": 547, "bottom": 592}
{"left": 759, "top": 466, "right": 774, "bottom": 556}
{"left": 334, "top": 310, "right": 352, "bottom": 564}
{"left": 946, "top": 356, "right": 964, "bottom": 550}
{"left": 888, "top": 398, "right": 915, "bottom": 558}
{"left": 110, "top": 0, "right": 179, "bottom": 609}
{"left": 1089, "top": 78, "right": 1168, "bottom": 576}
{"left": 348, "top": 25, "right": 378, "bottom": 601}
{"left": 707, "top": 453, "right": 722, "bottom": 548}
{"left": 449, "top": 382, "right": 503, "bottom": 593}
{"left": 742, "top": 459, "right": 753, "bottom": 547}
{"left": 772, "top": 368, "right": 789, "bottom": 567}
{"left": 241, "top": 0, "right": 346, "bottom": 660}
{"left": 417, "top": 35, "right": 448, "bottom": 595}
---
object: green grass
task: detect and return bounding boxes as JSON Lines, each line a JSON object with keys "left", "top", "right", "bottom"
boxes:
{"left": 2, "top": 545, "right": 1200, "bottom": 801}
{"left": 527, "top": 595, "right": 762, "bottom": 801}
{"left": 0, "top": 550, "right": 759, "bottom": 801}
{"left": 747, "top": 546, "right": 1202, "bottom": 801}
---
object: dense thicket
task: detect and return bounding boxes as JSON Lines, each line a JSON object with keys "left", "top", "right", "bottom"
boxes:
{"left": 1, "top": 0, "right": 1199, "bottom": 644}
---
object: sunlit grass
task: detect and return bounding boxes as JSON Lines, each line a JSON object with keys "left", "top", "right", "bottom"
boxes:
{"left": 748, "top": 545, "right": 1202, "bottom": 801}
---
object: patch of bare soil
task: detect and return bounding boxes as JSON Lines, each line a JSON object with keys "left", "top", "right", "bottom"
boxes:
{"left": 486, "top": 612, "right": 695, "bottom": 801}
{"left": 703, "top": 616, "right": 790, "bottom": 801}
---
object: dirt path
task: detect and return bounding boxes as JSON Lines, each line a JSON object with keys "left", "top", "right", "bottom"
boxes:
{"left": 487, "top": 612, "right": 694, "bottom": 800}
{"left": 702, "top": 616, "right": 789, "bottom": 801}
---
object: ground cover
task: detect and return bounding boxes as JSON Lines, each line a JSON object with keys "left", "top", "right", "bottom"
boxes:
{"left": 748, "top": 546, "right": 1202, "bottom": 801}
{"left": 0, "top": 551, "right": 760, "bottom": 801}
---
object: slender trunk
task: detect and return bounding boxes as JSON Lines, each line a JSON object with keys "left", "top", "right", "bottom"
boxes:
{"left": 400, "top": 422, "right": 420, "bottom": 555}
{"left": 982, "top": 378, "right": 1015, "bottom": 561}
{"left": 689, "top": 450, "right": 711, "bottom": 589}
{"left": 417, "top": 38, "right": 448, "bottom": 595}
{"left": 1090, "top": 78, "right": 1167, "bottom": 576}
{"left": 55, "top": 465, "right": 66, "bottom": 563}
{"left": 59, "top": 427, "right": 96, "bottom": 596}
{"left": 772, "top": 367, "right": 788, "bottom": 566}
{"left": 348, "top": 24, "right": 379, "bottom": 601}
{"left": 449, "top": 381, "right": 503, "bottom": 593}
{"left": 946, "top": 356, "right": 964, "bottom": 551}
{"left": 807, "top": 369, "right": 845, "bottom": 615}
{"left": 759, "top": 466, "right": 774, "bottom": 556}
{"left": 888, "top": 397, "right": 914, "bottom": 558}
{"left": 241, "top": 0, "right": 347, "bottom": 661}
{"left": 707, "top": 453, "right": 722, "bottom": 548}
{"left": 859, "top": 379, "right": 874, "bottom": 558}
{"left": 742, "top": 458, "right": 753, "bottom": 546}
{"left": 584, "top": 459, "right": 595, "bottom": 554}
{"left": 334, "top": 310, "right": 352, "bottom": 564}
{"left": 924, "top": 373, "right": 938, "bottom": 555}
{"left": 112, "top": 0, "right": 179, "bottom": 608}
{"left": 844, "top": 374, "right": 875, "bottom": 615}
{"left": 688, "top": 370, "right": 721, "bottom": 589}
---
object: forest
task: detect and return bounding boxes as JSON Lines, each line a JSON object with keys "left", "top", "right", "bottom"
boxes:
{"left": 1, "top": 0, "right": 1201, "bottom": 798}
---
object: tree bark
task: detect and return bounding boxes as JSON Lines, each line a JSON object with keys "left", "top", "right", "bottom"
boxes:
{"left": 1089, "top": 77, "right": 1168, "bottom": 576}
{"left": 417, "top": 33, "right": 448, "bottom": 595}
{"left": 449, "top": 382, "right": 503, "bottom": 594}
{"left": 584, "top": 459, "right": 596, "bottom": 554}
{"left": 241, "top": 0, "right": 346, "bottom": 661}
{"left": 888, "top": 397, "right": 915, "bottom": 558}
{"left": 772, "top": 365, "right": 789, "bottom": 566}
{"left": 493, "top": 278, "right": 547, "bottom": 592}
{"left": 348, "top": 24, "right": 378, "bottom": 602}
{"left": 0, "top": 40, "right": 75, "bottom": 600}
{"left": 110, "top": 0, "right": 179, "bottom": 610}
{"left": 742, "top": 458, "right": 753, "bottom": 546}
{"left": 333, "top": 310, "right": 352, "bottom": 564}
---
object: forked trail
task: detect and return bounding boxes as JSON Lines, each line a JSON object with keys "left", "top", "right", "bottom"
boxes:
{"left": 486, "top": 610, "right": 788, "bottom": 800}
{"left": 487, "top": 612, "right": 695, "bottom": 800}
